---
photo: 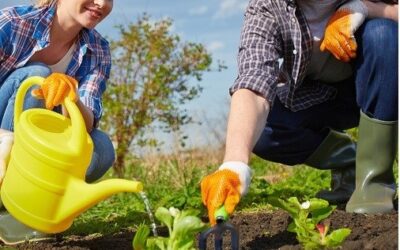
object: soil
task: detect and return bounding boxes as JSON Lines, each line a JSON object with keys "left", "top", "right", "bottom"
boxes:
{"left": 1, "top": 206, "right": 397, "bottom": 250}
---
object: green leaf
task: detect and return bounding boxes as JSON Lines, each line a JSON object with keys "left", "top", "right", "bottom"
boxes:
{"left": 132, "top": 223, "right": 150, "bottom": 250}
{"left": 310, "top": 206, "right": 335, "bottom": 224}
{"left": 152, "top": 237, "right": 168, "bottom": 250}
{"left": 287, "top": 222, "right": 296, "bottom": 233}
{"left": 308, "top": 198, "right": 329, "bottom": 211}
{"left": 267, "top": 197, "right": 299, "bottom": 217}
{"left": 155, "top": 207, "right": 173, "bottom": 232}
{"left": 325, "top": 228, "right": 352, "bottom": 247}
{"left": 171, "top": 216, "right": 206, "bottom": 239}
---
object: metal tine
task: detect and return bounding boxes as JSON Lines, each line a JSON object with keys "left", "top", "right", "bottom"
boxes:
{"left": 198, "top": 221, "right": 239, "bottom": 250}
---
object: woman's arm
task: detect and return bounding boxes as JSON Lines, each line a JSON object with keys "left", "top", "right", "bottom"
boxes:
{"left": 362, "top": 0, "right": 398, "bottom": 21}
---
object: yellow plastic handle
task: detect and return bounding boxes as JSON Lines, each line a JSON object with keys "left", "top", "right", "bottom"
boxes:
{"left": 14, "top": 76, "right": 86, "bottom": 154}
{"left": 63, "top": 98, "right": 87, "bottom": 154}
{"left": 14, "top": 76, "right": 45, "bottom": 127}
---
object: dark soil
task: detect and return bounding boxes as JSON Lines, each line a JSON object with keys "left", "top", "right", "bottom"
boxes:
{"left": 1, "top": 207, "right": 397, "bottom": 250}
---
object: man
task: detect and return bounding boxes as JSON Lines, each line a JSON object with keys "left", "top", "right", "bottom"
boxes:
{"left": 201, "top": 0, "right": 398, "bottom": 225}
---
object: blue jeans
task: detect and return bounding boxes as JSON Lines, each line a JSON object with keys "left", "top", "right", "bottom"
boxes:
{"left": 0, "top": 62, "right": 115, "bottom": 182}
{"left": 253, "top": 19, "right": 398, "bottom": 165}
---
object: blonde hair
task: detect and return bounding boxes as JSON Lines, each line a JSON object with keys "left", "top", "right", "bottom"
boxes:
{"left": 35, "top": 0, "right": 56, "bottom": 7}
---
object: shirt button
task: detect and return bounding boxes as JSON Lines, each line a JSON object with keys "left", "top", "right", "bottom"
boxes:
{"left": 277, "top": 83, "right": 286, "bottom": 87}
{"left": 291, "top": 17, "right": 296, "bottom": 23}
{"left": 293, "top": 49, "right": 298, "bottom": 55}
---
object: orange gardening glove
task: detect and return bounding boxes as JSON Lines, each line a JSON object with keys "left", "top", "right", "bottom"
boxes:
{"left": 31, "top": 73, "right": 79, "bottom": 110}
{"left": 320, "top": 0, "right": 368, "bottom": 62}
{"left": 200, "top": 162, "right": 252, "bottom": 225}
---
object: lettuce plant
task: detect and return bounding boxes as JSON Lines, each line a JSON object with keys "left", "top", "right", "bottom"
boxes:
{"left": 133, "top": 207, "right": 207, "bottom": 250}
{"left": 267, "top": 197, "right": 351, "bottom": 250}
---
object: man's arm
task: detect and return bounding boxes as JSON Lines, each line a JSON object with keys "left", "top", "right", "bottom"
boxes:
{"left": 362, "top": 0, "right": 398, "bottom": 21}
{"left": 224, "top": 89, "right": 270, "bottom": 164}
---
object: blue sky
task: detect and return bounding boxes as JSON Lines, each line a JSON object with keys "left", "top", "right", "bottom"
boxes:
{"left": 0, "top": 0, "right": 248, "bottom": 150}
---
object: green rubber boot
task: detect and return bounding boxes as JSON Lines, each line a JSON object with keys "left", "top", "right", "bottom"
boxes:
{"left": 305, "top": 129, "right": 356, "bottom": 204}
{"left": 346, "top": 112, "right": 397, "bottom": 213}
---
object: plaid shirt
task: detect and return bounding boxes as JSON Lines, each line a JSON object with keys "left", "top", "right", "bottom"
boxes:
{"left": 0, "top": 5, "right": 111, "bottom": 124}
{"left": 230, "top": 0, "right": 349, "bottom": 111}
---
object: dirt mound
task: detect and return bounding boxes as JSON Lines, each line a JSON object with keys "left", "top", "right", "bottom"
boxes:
{"left": 2, "top": 208, "right": 397, "bottom": 250}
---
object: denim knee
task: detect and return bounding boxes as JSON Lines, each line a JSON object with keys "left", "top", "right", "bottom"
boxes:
{"left": 358, "top": 18, "right": 398, "bottom": 57}
{"left": 22, "top": 62, "right": 52, "bottom": 78}
{"left": 85, "top": 129, "right": 115, "bottom": 183}
{"left": 0, "top": 63, "right": 52, "bottom": 129}
{"left": 355, "top": 19, "right": 398, "bottom": 121}
{"left": 6, "top": 63, "right": 52, "bottom": 109}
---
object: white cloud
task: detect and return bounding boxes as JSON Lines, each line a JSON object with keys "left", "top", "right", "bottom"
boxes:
{"left": 189, "top": 6, "right": 208, "bottom": 16}
{"left": 214, "top": 0, "right": 248, "bottom": 19}
{"left": 207, "top": 41, "right": 225, "bottom": 52}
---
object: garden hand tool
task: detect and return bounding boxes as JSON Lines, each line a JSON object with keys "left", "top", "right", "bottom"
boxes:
{"left": 201, "top": 161, "right": 251, "bottom": 225}
{"left": 346, "top": 112, "right": 397, "bottom": 213}
{"left": 31, "top": 72, "right": 79, "bottom": 110}
{"left": 320, "top": 0, "right": 368, "bottom": 62}
{"left": 305, "top": 129, "right": 355, "bottom": 204}
{"left": 0, "top": 76, "right": 143, "bottom": 235}
{"left": 199, "top": 206, "right": 239, "bottom": 250}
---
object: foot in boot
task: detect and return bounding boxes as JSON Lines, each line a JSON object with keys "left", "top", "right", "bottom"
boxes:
{"left": 0, "top": 211, "right": 51, "bottom": 245}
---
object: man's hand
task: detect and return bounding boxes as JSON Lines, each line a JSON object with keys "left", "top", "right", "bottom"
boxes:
{"left": 31, "top": 73, "right": 79, "bottom": 110}
{"left": 0, "top": 132, "right": 14, "bottom": 186}
{"left": 200, "top": 162, "right": 252, "bottom": 225}
{"left": 320, "top": 0, "right": 368, "bottom": 62}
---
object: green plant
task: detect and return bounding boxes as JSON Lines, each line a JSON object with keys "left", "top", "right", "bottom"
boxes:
{"left": 267, "top": 197, "right": 351, "bottom": 250}
{"left": 132, "top": 207, "right": 207, "bottom": 250}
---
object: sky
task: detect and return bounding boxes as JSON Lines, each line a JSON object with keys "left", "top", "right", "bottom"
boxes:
{"left": 0, "top": 0, "right": 248, "bottom": 151}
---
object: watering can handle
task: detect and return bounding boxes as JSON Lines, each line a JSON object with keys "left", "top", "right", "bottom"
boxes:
{"left": 14, "top": 76, "right": 87, "bottom": 154}
{"left": 14, "top": 76, "right": 45, "bottom": 126}
{"left": 63, "top": 97, "right": 87, "bottom": 154}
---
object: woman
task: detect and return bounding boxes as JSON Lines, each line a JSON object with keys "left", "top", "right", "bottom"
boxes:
{"left": 0, "top": 0, "right": 115, "bottom": 244}
{"left": 0, "top": 0, "right": 115, "bottom": 184}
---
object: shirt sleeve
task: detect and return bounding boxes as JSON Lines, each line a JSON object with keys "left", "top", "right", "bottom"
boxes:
{"left": 78, "top": 47, "right": 111, "bottom": 128}
{"left": 230, "top": 0, "right": 282, "bottom": 104}
{"left": 0, "top": 9, "right": 12, "bottom": 62}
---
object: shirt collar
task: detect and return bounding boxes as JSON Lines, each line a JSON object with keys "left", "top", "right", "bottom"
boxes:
{"left": 79, "top": 28, "right": 95, "bottom": 52}
{"left": 32, "top": 5, "right": 55, "bottom": 47}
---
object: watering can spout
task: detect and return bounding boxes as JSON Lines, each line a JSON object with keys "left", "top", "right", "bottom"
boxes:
{"left": 60, "top": 179, "right": 143, "bottom": 224}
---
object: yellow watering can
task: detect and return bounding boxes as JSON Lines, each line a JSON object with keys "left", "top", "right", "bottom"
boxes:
{"left": 0, "top": 76, "right": 143, "bottom": 233}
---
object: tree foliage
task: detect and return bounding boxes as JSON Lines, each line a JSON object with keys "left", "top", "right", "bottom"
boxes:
{"left": 100, "top": 15, "right": 221, "bottom": 177}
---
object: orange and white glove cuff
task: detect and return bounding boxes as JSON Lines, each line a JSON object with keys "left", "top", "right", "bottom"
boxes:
{"left": 219, "top": 161, "right": 252, "bottom": 196}
{"left": 338, "top": 0, "right": 368, "bottom": 30}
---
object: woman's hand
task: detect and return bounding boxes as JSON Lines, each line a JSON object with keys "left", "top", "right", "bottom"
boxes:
{"left": 32, "top": 73, "right": 79, "bottom": 110}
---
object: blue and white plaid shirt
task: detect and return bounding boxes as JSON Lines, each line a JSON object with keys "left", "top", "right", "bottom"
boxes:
{"left": 230, "top": 0, "right": 349, "bottom": 111}
{"left": 0, "top": 5, "right": 111, "bottom": 124}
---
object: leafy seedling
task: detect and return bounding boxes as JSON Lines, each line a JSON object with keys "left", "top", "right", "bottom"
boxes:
{"left": 267, "top": 197, "right": 351, "bottom": 250}
{"left": 133, "top": 207, "right": 207, "bottom": 250}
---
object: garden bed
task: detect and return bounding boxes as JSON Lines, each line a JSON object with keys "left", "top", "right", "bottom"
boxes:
{"left": 4, "top": 206, "right": 397, "bottom": 250}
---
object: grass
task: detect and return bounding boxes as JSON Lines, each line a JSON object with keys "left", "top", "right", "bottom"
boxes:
{"left": 65, "top": 148, "right": 332, "bottom": 236}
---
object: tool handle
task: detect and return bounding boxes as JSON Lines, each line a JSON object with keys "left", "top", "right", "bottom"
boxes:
{"left": 214, "top": 206, "right": 229, "bottom": 223}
